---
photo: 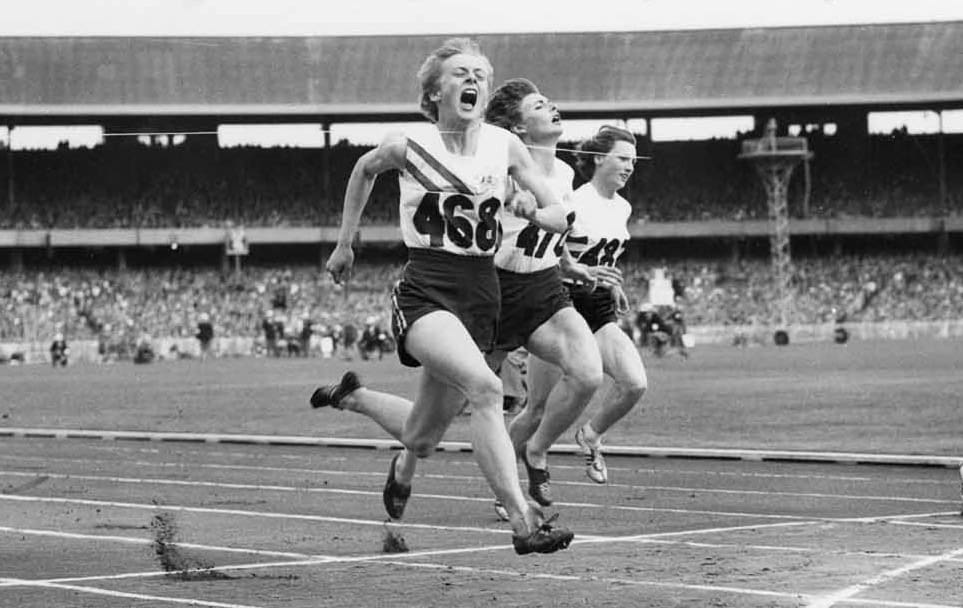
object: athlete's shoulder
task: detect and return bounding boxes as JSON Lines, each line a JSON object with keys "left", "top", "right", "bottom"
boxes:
{"left": 358, "top": 131, "right": 407, "bottom": 174}
{"left": 614, "top": 192, "right": 633, "bottom": 215}
{"left": 481, "top": 123, "right": 518, "bottom": 155}
{"left": 571, "top": 182, "right": 595, "bottom": 202}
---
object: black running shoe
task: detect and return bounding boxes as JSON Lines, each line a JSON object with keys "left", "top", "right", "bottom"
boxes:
{"left": 521, "top": 451, "right": 552, "bottom": 507}
{"left": 309, "top": 371, "right": 362, "bottom": 410}
{"left": 512, "top": 513, "right": 574, "bottom": 555}
{"left": 383, "top": 451, "right": 412, "bottom": 520}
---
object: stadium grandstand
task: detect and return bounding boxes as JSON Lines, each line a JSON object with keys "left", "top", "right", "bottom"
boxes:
{"left": 1, "top": 23, "right": 963, "bottom": 360}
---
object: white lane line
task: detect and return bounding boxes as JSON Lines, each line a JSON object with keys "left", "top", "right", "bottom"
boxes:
{"left": 376, "top": 561, "right": 963, "bottom": 608}
{"left": 0, "top": 578, "right": 264, "bottom": 608}
{"left": 3, "top": 472, "right": 955, "bottom": 530}
{"left": 637, "top": 538, "right": 963, "bottom": 563}
{"left": 10, "top": 518, "right": 960, "bottom": 607}
{"left": 837, "top": 511, "right": 960, "bottom": 523}
{"left": 2, "top": 428, "right": 960, "bottom": 467}
{"left": 842, "top": 600, "right": 963, "bottom": 608}
{"left": 0, "top": 525, "right": 316, "bottom": 559}
{"left": 888, "top": 520, "right": 963, "bottom": 531}
{"left": 2, "top": 469, "right": 953, "bottom": 525}
{"left": 576, "top": 520, "right": 820, "bottom": 543}
{"left": 0, "top": 493, "right": 516, "bottom": 536}
{"left": 7, "top": 521, "right": 958, "bottom": 570}
{"left": 1, "top": 448, "right": 953, "bottom": 486}
{"left": 377, "top": 559, "right": 814, "bottom": 602}
{"left": 575, "top": 482, "right": 955, "bottom": 505}
{"left": 0, "top": 519, "right": 823, "bottom": 589}
{"left": 0, "top": 473, "right": 858, "bottom": 524}
{"left": 808, "top": 546, "right": 963, "bottom": 608}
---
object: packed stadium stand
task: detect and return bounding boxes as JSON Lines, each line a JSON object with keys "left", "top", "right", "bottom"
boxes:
{"left": 0, "top": 131, "right": 960, "bottom": 229}
{"left": 3, "top": 253, "right": 962, "bottom": 345}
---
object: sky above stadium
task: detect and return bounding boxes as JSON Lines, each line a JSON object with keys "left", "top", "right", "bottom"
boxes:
{"left": 2, "top": 0, "right": 963, "bottom": 36}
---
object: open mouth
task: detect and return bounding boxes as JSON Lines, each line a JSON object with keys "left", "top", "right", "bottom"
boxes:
{"left": 551, "top": 112, "right": 562, "bottom": 125}
{"left": 460, "top": 89, "right": 478, "bottom": 109}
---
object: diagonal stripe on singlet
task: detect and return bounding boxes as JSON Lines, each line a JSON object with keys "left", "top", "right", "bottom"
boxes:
{"left": 406, "top": 138, "right": 474, "bottom": 195}
{"left": 404, "top": 160, "right": 445, "bottom": 194}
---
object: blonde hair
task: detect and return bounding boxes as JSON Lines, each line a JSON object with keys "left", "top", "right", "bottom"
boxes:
{"left": 417, "top": 38, "right": 493, "bottom": 123}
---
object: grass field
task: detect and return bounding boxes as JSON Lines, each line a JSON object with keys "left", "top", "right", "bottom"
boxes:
{"left": 2, "top": 338, "right": 960, "bottom": 456}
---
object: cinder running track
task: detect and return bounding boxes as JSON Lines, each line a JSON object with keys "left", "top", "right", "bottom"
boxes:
{"left": 1, "top": 435, "right": 961, "bottom": 607}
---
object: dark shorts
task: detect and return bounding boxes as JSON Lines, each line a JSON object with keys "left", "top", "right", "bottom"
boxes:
{"left": 495, "top": 266, "right": 572, "bottom": 352}
{"left": 391, "top": 249, "right": 500, "bottom": 368}
{"left": 568, "top": 284, "right": 618, "bottom": 333}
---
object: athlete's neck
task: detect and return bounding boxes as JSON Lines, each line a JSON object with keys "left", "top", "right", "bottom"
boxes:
{"left": 436, "top": 118, "right": 482, "bottom": 156}
{"left": 591, "top": 177, "right": 618, "bottom": 199}
{"left": 525, "top": 136, "right": 559, "bottom": 176}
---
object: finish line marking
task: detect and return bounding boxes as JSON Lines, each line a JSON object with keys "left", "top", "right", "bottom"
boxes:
{"left": 3, "top": 522, "right": 959, "bottom": 608}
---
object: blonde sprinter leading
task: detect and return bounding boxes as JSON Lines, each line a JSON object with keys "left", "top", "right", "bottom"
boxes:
{"left": 319, "top": 39, "right": 574, "bottom": 555}
{"left": 527, "top": 125, "right": 649, "bottom": 485}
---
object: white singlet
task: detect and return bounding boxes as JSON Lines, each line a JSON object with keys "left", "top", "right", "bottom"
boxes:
{"left": 398, "top": 123, "right": 511, "bottom": 256}
{"left": 494, "top": 158, "right": 574, "bottom": 274}
{"left": 565, "top": 182, "right": 631, "bottom": 271}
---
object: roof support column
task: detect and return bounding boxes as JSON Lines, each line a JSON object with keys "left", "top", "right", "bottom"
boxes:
{"left": 321, "top": 122, "right": 332, "bottom": 218}
{"left": 937, "top": 111, "right": 948, "bottom": 256}
{"left": 5, "top": 125, "right": 13, "bottom": 213}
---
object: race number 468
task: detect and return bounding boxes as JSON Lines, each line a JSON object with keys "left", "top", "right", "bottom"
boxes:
{"left": 413, "top": 192, "right": 501, "bottom": 251}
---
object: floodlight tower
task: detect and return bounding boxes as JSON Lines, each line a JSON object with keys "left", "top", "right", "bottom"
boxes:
{"left": 738, "top": 119, "right": 813, "bottom": 341}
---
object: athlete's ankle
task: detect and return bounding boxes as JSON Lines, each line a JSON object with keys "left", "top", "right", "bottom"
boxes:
{"left": 525, "top": 446, "right": 548, "bottom": 470}
{"left": 581, "top": 423, "right": 602, "bottom": 448}
{"left": 394, "top": 450, "right": 415, "bottom": 486}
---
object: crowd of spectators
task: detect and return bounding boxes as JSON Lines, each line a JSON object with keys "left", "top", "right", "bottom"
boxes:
{"left": 0, "top": 263, "right": 402, "bottom": 350}
{"left": 3, "top": 253, "right": 962, "bottom": 349}
{"left": 0, "top": 131, "right": 959, "bottom": 229}
{"left": 0, "top": 140, "right": 399, "bottom": 229}
{"left": 623, "top": 252, "right": 963, "bottom": 326}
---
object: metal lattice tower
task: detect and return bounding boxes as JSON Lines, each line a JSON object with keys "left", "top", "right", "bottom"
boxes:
{"left": 739, "top": 119, "right": 813, "bottom": 330}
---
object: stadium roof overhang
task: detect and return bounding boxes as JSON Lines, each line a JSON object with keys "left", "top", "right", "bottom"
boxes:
{"left": 1, "top": 22, "right": 962, "bottom": 126}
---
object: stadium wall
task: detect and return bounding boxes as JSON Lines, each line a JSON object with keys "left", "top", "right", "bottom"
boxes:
{"left": 4, "top": 320, "right": 963, "bottom": 365}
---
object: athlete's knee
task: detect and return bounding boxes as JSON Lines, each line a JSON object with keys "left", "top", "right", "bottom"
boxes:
{"left": 401, "top": 419, "right": 448, "bottom": 459}
{"left": 559, "top": 351, "right": 603, "bottom": 397}
{"left": 574, "top": 362, "right": 604, "bottom": 396}
{"left": 462, "top": 371, "right": 503, "bottom": 411}
{"left": 620, "top": 369, "right": 648, "bottom": 402}
{"left": 403, "top": 433, "right": 440, "bottom": 459}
